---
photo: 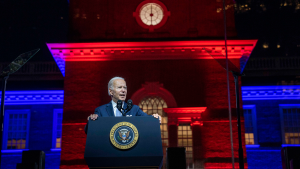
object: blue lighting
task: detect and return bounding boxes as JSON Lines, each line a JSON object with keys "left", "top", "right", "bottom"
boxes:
{"left": 0, "top": 90, "right": 64, "bottom": 105}
{"left": 4, "top": 102, "right": 63, "bottom": 105}
{"left": 246, "top": 145, "right": 260, "bottom": 148}
{"left": 279, "top": 104, "right": 300, "bottom": 107}
{"left": 282, "top": 144, "right": 300, "bottom": 147}
{"left": 50, "top": 148, "right": 61, "bottom": 152}
{"left": 243, "top": 105, "right": 256, "bottom": 108}
{"left": 53, "top": 56, "right": 65, "bottom": 76}
{"left": 242, "top": 86, "right": 300, "bottom": 90}
{"left": 243, "top": 97, "right": 300, "bottom": 100}
{"left": 242, "top": 85, "right": 300, "bottom": 100}
{"left": 246, "top": 149, "right": 281, "bottom": 152}
{"left": 1, "top": 149, "right": 29, "bottom": 153}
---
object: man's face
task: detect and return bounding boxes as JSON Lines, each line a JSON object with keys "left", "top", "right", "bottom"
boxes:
{"left": 109, "top": 79, "right": 127, "bottom": 103}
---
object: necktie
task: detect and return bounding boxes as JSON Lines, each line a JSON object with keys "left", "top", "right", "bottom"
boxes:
{"left": 115, "top": 107, "right": 122, "bottom": 117}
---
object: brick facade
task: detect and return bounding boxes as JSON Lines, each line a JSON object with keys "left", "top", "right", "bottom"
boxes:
{"left": 55, "top": 0, "right": 250, "bottom": 168}
{"left": 61, "top": 58, "right": 245, "bottom": 168}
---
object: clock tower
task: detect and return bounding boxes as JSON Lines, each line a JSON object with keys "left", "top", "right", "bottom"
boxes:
{"left": 69, "top": 0, "right": 236, "bottom": 40}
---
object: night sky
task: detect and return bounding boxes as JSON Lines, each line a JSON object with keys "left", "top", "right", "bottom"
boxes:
{"left": 0, "top": 0, "right": 299, "bottom": 72}
{"left": 0, "top": 0, "right": 69, "bottom": 62}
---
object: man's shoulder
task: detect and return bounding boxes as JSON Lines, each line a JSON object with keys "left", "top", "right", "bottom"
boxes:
{"left": 132, "top": 104, "right": 140, "bottom": 109}
{"left": 130, "top": 104, "right": 148, "bottom": 116}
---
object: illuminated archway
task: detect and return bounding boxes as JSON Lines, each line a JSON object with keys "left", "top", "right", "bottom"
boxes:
{"left": 131, "top": 82, "right": 177, "bottom": 107}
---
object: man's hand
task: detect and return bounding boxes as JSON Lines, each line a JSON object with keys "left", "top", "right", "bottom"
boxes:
{"left": 152, "top": 113, "right": 162, "bottom": 124}
{"left": 87, "top": 114, "right": 98, "bottom": 120}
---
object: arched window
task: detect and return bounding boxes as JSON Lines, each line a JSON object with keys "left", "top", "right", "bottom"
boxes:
{"left": 138, "top": 96, "right": 168, "bottom": 147}
{"left": 132, "top": 82, "right": 177, "bottom": 169}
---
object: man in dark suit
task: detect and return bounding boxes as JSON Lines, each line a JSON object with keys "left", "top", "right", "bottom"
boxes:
{"left": 85, "top": 77, "right": 161, "bottom": 133}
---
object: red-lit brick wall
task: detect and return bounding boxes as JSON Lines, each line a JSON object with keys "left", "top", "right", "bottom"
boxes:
{"left": 60, "top": 124, "right": 88, "bottom": 169}
{"left": 61, "top": 59, "right": 245, "bottom": 168}
{"left": 63, "top": 0, "right": 241, "bottom": 167}
{"left": 68, "top": 0, "right": 236, "bottom": 41}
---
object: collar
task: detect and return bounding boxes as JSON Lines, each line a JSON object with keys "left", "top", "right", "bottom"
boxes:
{"left": 111, "top": 100, "right": 124, "bottom": 108}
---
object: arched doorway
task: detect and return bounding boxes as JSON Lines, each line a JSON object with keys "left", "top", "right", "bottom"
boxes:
{"left": 138, "top": 96, "right": 168, "bottom": 148}
{"left": 131, "top": 82, "right": 177, "bottom": 168}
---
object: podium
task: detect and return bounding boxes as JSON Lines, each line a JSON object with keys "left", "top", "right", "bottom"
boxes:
{"left": 84, "top": 116, "right": 163, "bottom": 169}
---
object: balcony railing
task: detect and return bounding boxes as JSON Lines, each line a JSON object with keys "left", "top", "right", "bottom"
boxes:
{"left": 245, "top": 57, "right": 300, "bottom": 70}
{"left": 0, "top": 62, "right": 61, "bottom": 75}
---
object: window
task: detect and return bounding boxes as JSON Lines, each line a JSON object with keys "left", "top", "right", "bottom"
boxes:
{"left": 243, "top": 105, "right": 258, "bottom": 145}
{"left": 178, "top": 125, "right": 193, "bottom": 168}
{"left": 280, "top": 104, "right": 300, "bottom": 144}
{"left": 139, "top": 96, "right": 168, "bottom": 147}
{"left": 52, "top": 109, "right": 63, "bottom": 148}
{"left": 139, "top": 96, "right": 168, "bottom": 168}
{"left": 2, "top": 110, "right": 30, "bottom": 150}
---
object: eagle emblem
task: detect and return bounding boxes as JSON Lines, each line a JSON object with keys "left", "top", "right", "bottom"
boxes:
{"left": 118, "top": 129, "right": 131, "bottom": 143}
{"left": 110, "top": 122, "right": 139, "bottom": 149}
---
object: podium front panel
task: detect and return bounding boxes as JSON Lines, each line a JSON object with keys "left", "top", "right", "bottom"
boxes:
{"left": 84, "top": 116, "right": 163, "bottom": 168}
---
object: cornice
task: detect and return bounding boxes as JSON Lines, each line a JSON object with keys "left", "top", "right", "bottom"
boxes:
{"left": 47, "top": 40, "right": 257, "bottom": 76}
{"left": 163, "top": 107, "right": 207, "bottom": 114}
{"left": 242, "top": 85, "right": 300, "bottom": 100}
{"left": 0, "top": 91, "right": 64, "bottom": 105}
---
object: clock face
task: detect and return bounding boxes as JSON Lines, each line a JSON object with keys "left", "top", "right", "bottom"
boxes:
{"left": 139, "top": 3, "right": 164, "bottom": 26}
{"left": 133, "top": 0, "right": 170, "bottom": 32}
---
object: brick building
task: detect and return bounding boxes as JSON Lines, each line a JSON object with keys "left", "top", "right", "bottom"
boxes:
{"left": 242, "top": 86, "right": 300, "bottom": 169}
{"left": 47, "top": 0, "right": 256, "bottom": 168}
{"left": 0, "top": 59, "right": 65, "bottom": 169}
{"left": 4, "top": 0, "right": 300, "bottom": 169}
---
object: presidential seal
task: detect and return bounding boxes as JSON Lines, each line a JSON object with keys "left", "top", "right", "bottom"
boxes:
{"left": 110, "top": 122, "right": 139, "bottom": 150}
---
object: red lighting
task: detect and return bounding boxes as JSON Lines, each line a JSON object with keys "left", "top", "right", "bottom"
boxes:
{"left": 47, "top": 40, "right": 257, "bottom": 62}
{"left": 178, "top": 117, "right": 191, "bottom": 119}
{"left": 164, "top": 107, "right": 206, "bottom": 123}
{"left": 191, "top": 121, "right": 203, "bottom": 126}
{"left": 205, "top": 163, "right": 248, "bottom": 169}
{"left": 164, "top": 107, "right": 207, "bottom": 114}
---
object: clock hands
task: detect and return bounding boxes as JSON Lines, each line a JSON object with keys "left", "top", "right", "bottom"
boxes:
{"left": 151, "top": 4, "right": 152, "bottom": 25}
{"left": 139, "top": 3, "right": 164, "bottom": 26}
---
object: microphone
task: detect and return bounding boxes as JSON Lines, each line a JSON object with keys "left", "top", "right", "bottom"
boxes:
{"left": 117, "top": 100, "right": 123, "bottom": 115}
{"left": 127, "top": 99, "right": 133, "bottom": 112}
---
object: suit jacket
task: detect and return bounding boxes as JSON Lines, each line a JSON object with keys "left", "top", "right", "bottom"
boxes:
{"left": 85, "top": 102, "right": 148, "bottom": 133}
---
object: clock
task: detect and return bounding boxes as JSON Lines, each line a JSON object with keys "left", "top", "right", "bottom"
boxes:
{"left": 140, "top": 3, "right": 163, "bottom": 26}
{"left": 133, "top": 0, "right": 170, "bottom": 32}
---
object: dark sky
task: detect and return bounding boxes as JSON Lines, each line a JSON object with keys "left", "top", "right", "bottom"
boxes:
{"left": 1, "top": 0, "right": 299, "bottom": 62}
{"left": 0, "top": 0, "right": 299, "bottom": 88}
{"left": 0, "top": 0, "right": 69, "bottom": 62}
{"left": 235, "top": 0, "right": 300, "bottom": 57}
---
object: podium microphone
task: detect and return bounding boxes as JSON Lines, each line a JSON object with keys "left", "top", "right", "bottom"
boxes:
{"left": 117, "top": 100, "right": 123, "bottom": 114}
{"left": 127, "top": 99, "right": 133, "bottom": 112}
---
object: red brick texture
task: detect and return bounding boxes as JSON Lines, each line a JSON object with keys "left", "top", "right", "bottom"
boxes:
{"left": 61, "top": 58, "right": 246, "bottom": 168}
{"left": 60, "top": 0, "right": 244, "bottom": 167}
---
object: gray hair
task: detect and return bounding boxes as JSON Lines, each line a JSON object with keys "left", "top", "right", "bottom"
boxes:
{"left": 108, "top": 77, "right": 125, "bottom": 96}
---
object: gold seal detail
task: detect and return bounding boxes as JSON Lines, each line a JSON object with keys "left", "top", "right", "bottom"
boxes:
{"left": 110, "top": 122, "right": 139, "bottom": 150}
